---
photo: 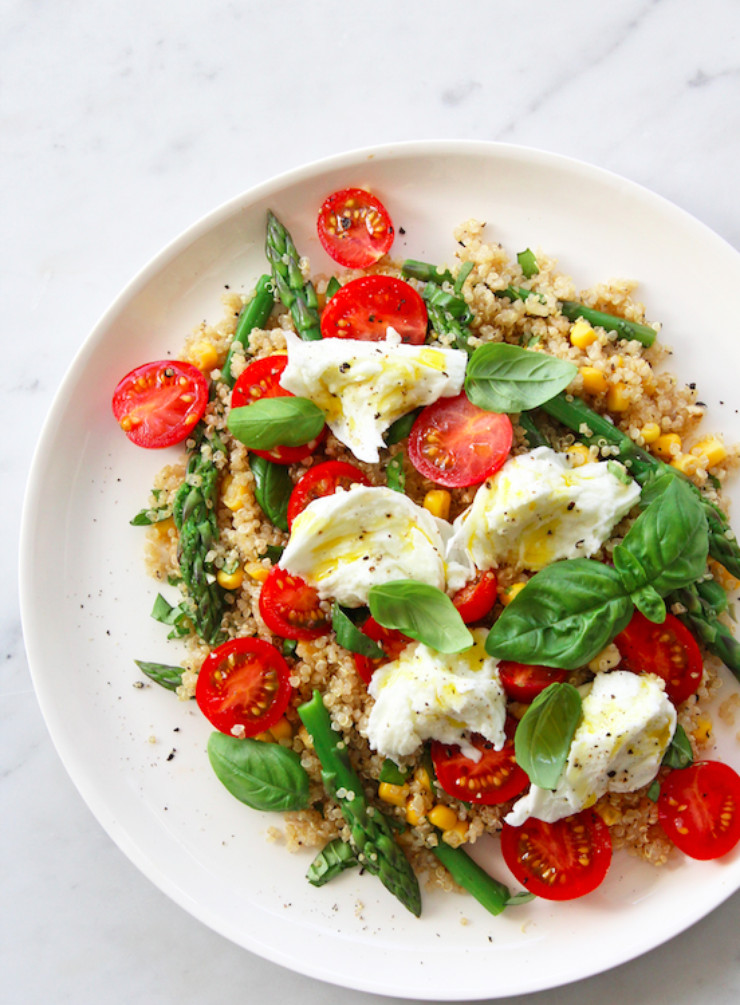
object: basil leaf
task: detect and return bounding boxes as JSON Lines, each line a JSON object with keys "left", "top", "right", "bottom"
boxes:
{"left": 150, "top": 593, "right": 192, "bottom": 638}
{"left": 207, "top": 732, "right": 310, "bottom": 812}
{"left": 386, "top": 452, "right": 406, "bottom": 493}
{"left": 517, "top": 248, "right": 539, "bottom": 279}
{"left": 384, "top": 409, "right": 420, "bottom": 445}
{"left": 227, "top": 397, "right": 326, "bottom": 450}
{"left": 134, "top": 659, "right": 183, "bottom": 691}
{"left": 379, "top": 759, "right": 410, "bottom": 785}
{"left": 368, "top": 581, "right": 474, "bottom": 654}
{"left": 629, "top": 584, "right": 666, "bottom": 622}
{"left": 465, "top": 343, "right": 578, "bottom": 414}
{"left": 662, "top": 724, "right": 694, "bottom": 769}
{"left": 325, "top": 276, "right": 342, "bottom": 300}
{"left": 612, "top": 543, "right": 648, "bottom": 594}
{"left": 332, "top": 602, "right": 385, "bottom": 658}
{"left": 249, "top": 454, "right": 292, "bottom": 531}
{"left": 307, "top": 838, "right": 359, "bottom": 887}
{"left": 514, "top": 683, "right": 582, "bottom": 789}
{"left": 485, "top": 559, "right": 632, "bottom": 669}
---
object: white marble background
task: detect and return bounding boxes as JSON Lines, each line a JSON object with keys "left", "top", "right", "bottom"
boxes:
{"left": 5, "top": 1, "right": 740, "bottom": 1002}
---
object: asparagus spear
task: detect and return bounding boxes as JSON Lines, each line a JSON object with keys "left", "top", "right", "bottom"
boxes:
{"left": 430, "top": 840, "right": 511, "bottom": 916}
{"left": 265, "top": 211, "right": 321, "bottom": 341}
{"left": 306, "top": 837, "right": 359, "bottom": 887}
{"left": 221, "top": 274, "right": 275, "bottom": 388}
{"left": 297, "top": 690, "right": 421, "bottom": 917}
{"left": 671, "top": 582, "right": 740, "bottom": 677}
{"left": 401, "top": 259, "right": 475, "bottom": 354}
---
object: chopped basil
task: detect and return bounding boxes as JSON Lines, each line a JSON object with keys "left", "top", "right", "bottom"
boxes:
{"left": 517, "top": 248, "right": 539, "bottom": 279}
{"left": 379, "top": 759, "right": 410, "bottom": 785}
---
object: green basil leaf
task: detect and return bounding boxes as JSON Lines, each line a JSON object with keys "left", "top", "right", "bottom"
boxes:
{"left": 386, "top": 452, "right": 406, "bottom": 493}
{"left": 249, "top": 454, "right": 292, "bottom": 531}
{"left": 378, "top": 759, "right": 410, "bottom": 785}
{"left": 662, "top": 724, "right": 694, "bottom": 769}
{"left": 306, "top": 838, "right": 359, "bottom": 887}
{"left": 368, "top": 580, "right": 474, "bottom": 654}
{"left": 612, "top": 543, "right": 647, "bottom": 594}
{"left": 465, "top": 343, "right": 578, "bottom": 414}
{"left": 485, "top": 559, "right": 632, "bottom": 669}
{"left": 325, "top": 276, "right": 342, "bottom": 300}
{"left": 150, "top": 593, "right": 191, "bottom": 638}
{"left": 517, "top": 248, "right": 539, "bottom": 279}
{"left": 384, "top": 409, "right": 420, "bottom": 445}
{"left": 134, "top": 659, "right": 184, "bottom": 691}
{"left": 332, "top": 602, "right": 385, "bottom": 658}
{"left": 227, "top": 397, "right": 326, "bottom": 450}
{"left": 629, "top": 584, "right": 666, "bottom": 623}
{"left": 514, "top": 682, "right": 582, "bottom": 789}
{"left": 620, "top": 475, "right": 708, "bottom": 597}
{"left": 207, "top": 732, "right": 310, "bottom": 812}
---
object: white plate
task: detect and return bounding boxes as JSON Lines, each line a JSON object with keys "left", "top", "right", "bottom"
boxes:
{"left": 20, "top": 141, "right": 740, "bottom": 1000}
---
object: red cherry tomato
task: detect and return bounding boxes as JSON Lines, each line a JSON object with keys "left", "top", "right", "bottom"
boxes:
{"left": 195, "top": 637, "right": 292, "bottom": 736}
{"left": 431, "top": 725, "right": 528, "bottom": 805}
{"left": 614, "top": 610, "right": 703, "bottom": 705}
{"left": 498, "top": 661, "right": 570, "bottom": 703}
{"left": 353, "top": 616, "right": 412, "bottom": 685}
{"left": 112, "top": 360, "right": 208, "bottom": 448}
{"left": 408, "top": 393, "right": 513, "bottom": 488}
{"left": 287, "top": 460, "right": 370, "bottom": 528}
{"left": 658, "top": 760, "right": 740, "bottom": 860}
{"left": 258, "top": 566, "right": 330, "bottom": 641}
{"left": 231, "top": 355, "right": 326, "bottom": 464}
{"left": 451, "top": 570, "right": 498, "bottom": 624}
{"left": 501, "top": 809, "right": 613, "bottom": 900}
{"left": 320, "top": 275, "right": 427, "bottom": 343}
{"left": 317, "top": 187, "right": 394, "bottom": 269}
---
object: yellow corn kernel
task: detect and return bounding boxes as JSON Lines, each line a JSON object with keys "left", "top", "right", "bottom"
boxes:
{"left": 569, "top": 320, "right": 596, "bottom": 349}
{"left": 253, "top": 731, "right": 273, "bottom": 743}
{"left": 379, "top": 782, "right": 409, "bottom": 808}
{"left": 580, "top": 366, "right": 608, "bottom": 394}
{"left": 640, "top": 422, "right": 661, "bottom": 445}
{"left": 216, "top": 566, "right": 244, "bottom": 590}
{"left": 221, "top": 474, "right": 248, "bottom": 512}
{"left": 405, "top": 797, "right": 425, "bottom": 826}
{"left": 652, "top": 432, "right": 682, "bottom": 460}
{"left": 595, "top": 802, "right": 621, "bottom": 826}
{"left": 500, "top": 581, "right": 526, "bottom": 606}
{"left": 190, "top": 340, "right": 219, "bottom": 373}
{"left": 691, "top": 435, "right": 728, "bottom": 469}
{"left": 606, "top": 381, "right": 630, "bottom": 412}
{"left": 423, "top": 489, "right": 451, "bottom": 520}
{"left": 428, "top": 804, "right": 459, "bottom": 832}
{"left": 414, "top": 765, "right": 432, "bottom": 792}
{"left": 268, "top": 716, "right": 293, "bottom": 742}
{"left": 692, "top": 716, "right": 713, "bottom": 745}
{"left": 442, "top": 819, "right": 470, "bottom": 845}
{"left": 566, "top": 443, "right": 591, "bottom": 467}
{"left": 671, "top": 453, "right": 699, "bottom": 477}
{"left": 245, "top": 562, "right": 270, "bottom": 583}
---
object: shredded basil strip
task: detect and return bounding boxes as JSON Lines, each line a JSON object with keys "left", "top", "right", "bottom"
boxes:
{"left": 368, "top": 581, "right": 474, "bottom": 654}
{"left": 465, "top": 343, "right": 578, "bottom": 414}
{"left": 517, "top": 248, "right": 539, "bottom": 279}
{"left": 249, "top": 454, "right": 292, "bottom": 531}
{"left": 332, "top": 602, "right": 385, "bottom": 658}
{"left": 515, "top": 683, "right": 582, "bottom": 789}
{"left": 662, "top": 724, "right": 694, "bottom": 770}
{"left": 227, "top": 397, "right": 326, "bottom": 450}
{"left": 207, "top": 732, "right": 310, "bottom": 812}
{"left": 134, "top": 659, "right": 184, "bottom": 691}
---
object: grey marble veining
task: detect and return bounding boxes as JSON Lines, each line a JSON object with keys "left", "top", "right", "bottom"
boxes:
{"left": 5, "top": 1, "right": 740, "bottom": 1002}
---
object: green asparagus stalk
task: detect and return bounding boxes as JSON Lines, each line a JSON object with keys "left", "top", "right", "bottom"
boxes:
{"left": 306, "top": 838, "right": 359, "bottom": 887}
{"left": 297, "top": 690, "right": 421, "bottom": 916}
{"left": 517, "top": 410, "right": 550, "bottom": 449}
{"left": 221, "top": 274, "right": 275, "bottom": 388}
{"left": 265, "top": 211, "right": 321, "bottom": 341}
{"left": 430, "top": 840, "right": 511, "bottom": 916}
{"left": 559, "top": 301, "right": 657, "bottom": 349}
{"left": 423, "top": 285, "right": 475, "bottom": 354}
{"left": 671, "top": 582, "right": 740, "bottom": 678}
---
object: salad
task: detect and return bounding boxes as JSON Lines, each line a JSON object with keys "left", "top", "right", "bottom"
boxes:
{"left": 113, "top": 187, "right": 740, "bottom": 917}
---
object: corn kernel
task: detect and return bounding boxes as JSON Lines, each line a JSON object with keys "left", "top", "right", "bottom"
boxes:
{"left": 671, "top": 453, "right": 699, "bottom": 477}
{"left": 190, "top": 340, "right": 219, "bottom": 373}
{"left": 216, "top": 566, "right": 244, "bottom": 590}
{"left": 414, "top": 765, "right": 432, "bottom": 792}
{"left": 691, "top": 435, "right": 728, "bottom": 469}
{"left": 428, "top": 804, "right": 459, "bottom": 831}
{"left": 245, "top": 562, "right": 270, "bottom": 583}
{"left": 268, "top": 716, "right": 293, "bottom": 741}
{"left": 692, "top": 716, "right": 713, "bottom": 745}
{"left": 500, "top": 582, "right": 526, "bottom": 606}
{"left": 442, "top": 819, "right": 470, "bottom": 845}
{"left": 595, "top": 803, "right": 621, "bottom": 826}
{"left": 652, "top": 433, "right": 682, "bottom": 460}
{"left": 221, "top": 474, "right": 248, "bottom": 512}
{"left": 580, "top": 366, "right": 608, "bottom": 394}
{"left": 566, "top": 443, "right": 591, "bottom": 467}
{"left": 379, "top": 782, "right": 409, "bottom": 807}
{"left": 640, "top": 422, "right": 661, "bottom": 444}
{"left": 569, "top": 320, "right": 596, "bottom": 349}
{"left": 606, "top": 381, "right": 630, "bottom": 412}
{"left": 254, "top": 731, "right": 272, "bottom": 743}
{"left": 405, "top": 798, "right": 425, "bottom": 825}
{"left": 423, "top": 489, "right": 451, "bottom": 520}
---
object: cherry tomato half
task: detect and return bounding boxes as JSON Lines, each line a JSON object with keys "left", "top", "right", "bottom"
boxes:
{"left": 658, "top": 760, "right": 740, "bottom": 860}
{"left": 195, "top": 637, "right": 292, "bottom": 736}
{"left": 614, "top": 610, "right": 703, "bottom": 705}
{"left": 320, "top": 274, "right": 428, "bottom": 343}
{"left": 498, "top": 661, "right": 570, "bottom": 703}
{"left": 501, "top": 809, "right": 613, "bottom": 900}
{"left": 408, "top": 393, "right": 513, "bottom": 488}
{"left": 287, "top": 460, "right": 370, "bottom": 529}
{"left": 353, "top": 616, "right": 412, "bottom": 685}
{"left": 451, "top": 570, "right": 499, "bottom": 624}
{"left": 432, "top": 725, "right": 528, "bottom": 805}
{"left": 231, "top": 355, "right": 326, "bottom": 464}
{"left": 317, "top": 187, "right": 394, "bottom": 269}
{"left": 112, "top": 360, "right": 209, "bottom": 448}
{"left": 259, "top": 566, "right": 330, "bottom": 641}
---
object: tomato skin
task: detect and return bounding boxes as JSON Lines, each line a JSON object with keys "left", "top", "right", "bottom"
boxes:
{"left": 658, "top": 761, "right": 740, "bottom": 860}
{"left": 287, "top": 460, "right": 370, "bottom": 528}
{"left": 451, "top": 570, "right": 498, "bottom": 624}
{"left": 431, "top": 725, "right": 528, "bottom": 805}
{"left": 231, "top": 355, "right": 326, "bottom": 464}
{"left": 408, "top": 393, "right": 513, "bottom": 488}
{"left": 320, "top": 274, "right": 427, "bottom": 344}
{"left": 195, "top": 637, "right": 292, "bottom": 736}
{"left": 614, "top": 610, "right": 703, "bottom": 705}
{"left": 258, "top": 566, "right": 330, "bottom": 641}
{"left": 501, "top": 809, "right": 613, "bottom": 900}
{"left": 317, "top": 187, "right": 394, "bottom": 269}
{"left": 353, "top": 616, "right": 412, "bottom": 685}
{"left": 498, "top": 661, "right": 570, "bottom": 703}
{"left": 112, "top": 360, "right": 209, "bottom": 448}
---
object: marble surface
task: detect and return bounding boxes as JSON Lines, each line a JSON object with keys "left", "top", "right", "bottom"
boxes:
{"left": 5, "top": 1, "right": 740, "bottom": 1002}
